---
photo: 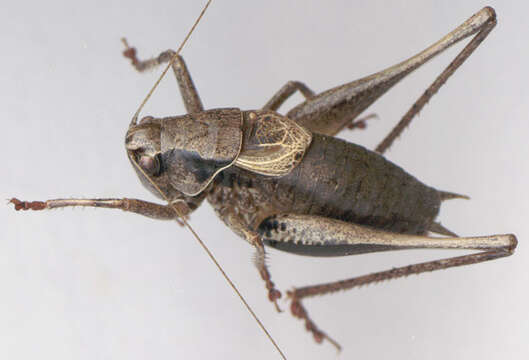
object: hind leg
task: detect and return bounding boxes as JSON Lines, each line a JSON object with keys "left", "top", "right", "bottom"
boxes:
{"left": 283, "top": 7, "right": 496, "bottom": 151}
{"left": 259, "top": 214, "right": 516, "bottom": 349}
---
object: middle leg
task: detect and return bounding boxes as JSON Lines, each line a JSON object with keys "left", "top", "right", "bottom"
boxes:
{"left": 251, "top": 234, "right": 282, "bottom": 312}
{"left": 221, "top": 211, "right": 283, "bottom": 312}
{"left": 263, "top": 80, "right": 376, "bottom": 133}
{"left": 262, "top": 80, "right": 315, "bottom": 111}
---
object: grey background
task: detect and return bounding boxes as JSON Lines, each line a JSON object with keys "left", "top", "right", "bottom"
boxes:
{"left": 2, "top": 1, "right": 528, "bottom": 359}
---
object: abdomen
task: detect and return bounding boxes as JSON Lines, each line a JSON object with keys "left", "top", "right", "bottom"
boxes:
{"left": 257, "top": 133, "right": 440, "bottom": 235}
{"left": 209, "top": 133, "right": 441, "bottom": 237}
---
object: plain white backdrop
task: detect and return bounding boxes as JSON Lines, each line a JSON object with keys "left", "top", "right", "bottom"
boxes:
{"left": 2, "top": 1, "right": 528, "bottom": 359}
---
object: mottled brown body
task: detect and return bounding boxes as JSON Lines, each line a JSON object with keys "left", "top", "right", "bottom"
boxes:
{"left": 208, "top": 132, "right": 441, "bottom": 256}
{"left": 10, "top": 6, "right": 516, "bottom": 352}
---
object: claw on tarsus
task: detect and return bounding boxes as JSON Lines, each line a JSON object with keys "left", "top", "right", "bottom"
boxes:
{"left": 287, "top": 291, "right": 342, "bottom": 351}
{"left": 347, "top": 113, "right": 378, "bottom": 130}
{"left": 121, "top": 38, "right": 140, "bottom": 67}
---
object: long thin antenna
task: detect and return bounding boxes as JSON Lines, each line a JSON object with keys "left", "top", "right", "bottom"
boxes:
{"left": 130, "top": 1, "right": 287, "bottom": 358}
{"left": 130, "top": 0, "right": 211, "bottom": 125}
{"left": 131, "top": 159, "right": 286, "bottom": 360}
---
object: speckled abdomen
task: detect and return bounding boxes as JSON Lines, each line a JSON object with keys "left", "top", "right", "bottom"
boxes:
{"left": 209, "top": 133, "right": 441, "bottom": 238}
{"left": 271, "top": 133, "right": 441, "bottom": 235}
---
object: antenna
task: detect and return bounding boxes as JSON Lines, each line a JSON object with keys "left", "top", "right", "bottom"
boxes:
{"left": 130, "top": 0, "right": 210, "bottom": 125}
{"left": 130, "top": 1, "right": 287, "bottom": 358}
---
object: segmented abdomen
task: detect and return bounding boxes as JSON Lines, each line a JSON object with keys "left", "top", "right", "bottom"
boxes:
{"left": 271, "top": 133, "right": 440, "bottom": 235}
{"left": 210, "top": 133, "right": 441, "bottom": 236}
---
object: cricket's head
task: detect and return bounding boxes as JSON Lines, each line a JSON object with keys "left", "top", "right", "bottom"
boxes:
{"left": 125, "top": 116, "right": 173, "bottom": 201}
{"left": 125, "top": 109, "right": 243, "bottom": 199}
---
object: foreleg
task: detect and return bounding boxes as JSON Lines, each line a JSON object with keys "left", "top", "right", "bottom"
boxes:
{"left": 121, "top": 38, "right": 204, "bottom": 113}
{"left": 10, "top": 197, "right": 190, "bottom": 225}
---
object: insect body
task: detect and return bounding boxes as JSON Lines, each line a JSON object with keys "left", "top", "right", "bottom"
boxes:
{"left": 11, "top": 6, "right": 516, "bottom": 350}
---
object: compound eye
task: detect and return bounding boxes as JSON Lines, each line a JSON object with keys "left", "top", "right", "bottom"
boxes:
{"left": 138, "top": 154, "right": 161, "bottom": 176}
